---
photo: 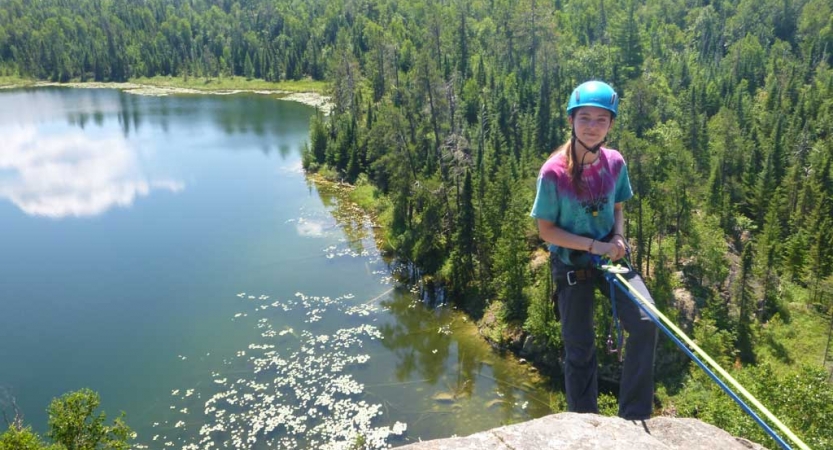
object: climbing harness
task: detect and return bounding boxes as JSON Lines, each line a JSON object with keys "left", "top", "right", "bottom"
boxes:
{"left": 595, "top": 257, "right": 810, "bottom": 450}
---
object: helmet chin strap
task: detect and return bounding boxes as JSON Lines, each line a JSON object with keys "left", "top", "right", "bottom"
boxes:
{"left": 572, "top": 127, "right": 604, "bottom": 154}
{"left": 571, "top": 127, "right": 604, "bottom": 178}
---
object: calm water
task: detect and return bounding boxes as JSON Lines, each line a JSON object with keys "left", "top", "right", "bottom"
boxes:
{"left": 0, "top": 87, "right": 556, "bottom": 449}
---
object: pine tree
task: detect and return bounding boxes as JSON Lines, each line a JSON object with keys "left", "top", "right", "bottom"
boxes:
{"left": 448, "top": 170, "right": 476, "bottom": 302}
{"left": 534, "top": 73, "right": 552, "bottom": 154}
{"left": 457, "top": 3, "right": 469, "bottom": 80}
{"left": 750, "top": 152, "right": 775, "bottom": 229}
{"left": 412, "top": 190, "right": 446, "bottom": 275}
{"left": 757, "top": 198, "right": 783, "bottom": 322}
{"left": 808, "top": 216, "right": 831, "bottom": 292}
{"left": 491, "top": 194, "right": 529, "bottom": 322}
{"left": 244, "top": 51, "right": 254, "bottom": 80}
{"left": 613, "top": 0, "right": 643, "bottom": 80}
{"left": 309, "top": 113, "right": 328, "bottom": 165}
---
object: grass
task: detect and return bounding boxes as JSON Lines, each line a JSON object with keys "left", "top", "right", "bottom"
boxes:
{"left": 0, "top": 74, "right": 328, "bottom": 93}
{"left": 131, "top": 75, "right": 328, "bottom": 93}
{"left": 757, "top": 303, "right": 830, "bottom": 374}
{"left": 347, "top": 184, "right": 380, "bottom": 212}
{"left": 0, "top": 74, "right": 37, "bottom": 87}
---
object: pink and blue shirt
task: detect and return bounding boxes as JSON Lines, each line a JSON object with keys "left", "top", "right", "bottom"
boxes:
{"left": 530, "top": 147, "right": 633, "bottom": 267}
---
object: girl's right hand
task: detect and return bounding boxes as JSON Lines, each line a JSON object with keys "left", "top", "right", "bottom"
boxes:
{"left": 599, "top": 242, "right": 624, "bottom": 261}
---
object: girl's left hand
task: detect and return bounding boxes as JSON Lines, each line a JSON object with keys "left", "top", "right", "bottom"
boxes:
{"left": 609, "top": 235, "right": 627, "bottom": 261}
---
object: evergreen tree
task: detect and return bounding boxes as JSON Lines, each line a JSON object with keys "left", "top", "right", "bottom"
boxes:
{"left": 309, "top": 113, "right": 328, "bottom": 166}
{"left": 448, "top": 170, "right": 476, "bottom": 302}
{"left": 491, "top": 194, "right": 529, "bottom": 322}
{"left": 456, "top": 3, "right": 469, "bottom": 80}
{"left": 757, "top": 198, "right": 783, "bottom": 322}
{"left": 244, "top": 51, "right": 254, "bottom": 80}
{"left": 534, "top": 73, "right": 552, "bottom": 154}
{"left": 613, "top": 0, "right": 643, "bottom": 80}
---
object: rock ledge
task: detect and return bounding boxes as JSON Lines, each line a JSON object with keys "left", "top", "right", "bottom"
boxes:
{"left": 397, "top": 412, "right": 765, "bottom": 450}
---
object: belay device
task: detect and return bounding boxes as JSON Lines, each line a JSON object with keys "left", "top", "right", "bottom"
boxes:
{"left": 595, "top": 258, "right": 810, "bottom": 450}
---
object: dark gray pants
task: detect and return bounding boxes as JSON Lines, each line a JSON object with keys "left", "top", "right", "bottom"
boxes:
{"left": 552, "top": 258, "right": 658, "bottom": 420}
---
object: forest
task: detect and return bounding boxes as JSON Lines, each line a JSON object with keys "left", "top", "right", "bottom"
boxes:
{"left": 1, "top": 0, "right": 833, "bottom": 448}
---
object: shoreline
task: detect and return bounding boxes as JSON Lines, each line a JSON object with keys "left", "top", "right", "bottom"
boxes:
{"left": 0, "top": 79, "right": 333, "bottom": 114}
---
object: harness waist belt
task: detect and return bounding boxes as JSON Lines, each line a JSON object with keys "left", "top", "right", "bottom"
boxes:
{"left": 560, "top": 268, "right": 599, "bottom": 286}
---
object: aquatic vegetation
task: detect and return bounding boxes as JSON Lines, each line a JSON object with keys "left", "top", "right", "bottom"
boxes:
{"left": 145, "top": 290, "right": 406, "bottom": 449}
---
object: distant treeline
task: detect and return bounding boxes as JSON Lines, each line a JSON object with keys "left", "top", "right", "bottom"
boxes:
{"left": 3, "top": 0, "right": 833, "bottom": 447}
{"left": 0, "top": 0, "right": 330, "bottom": 81}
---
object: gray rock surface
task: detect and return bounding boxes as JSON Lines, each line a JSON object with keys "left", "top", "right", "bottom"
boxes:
{"left": 396, "top": 413, "right": 766, "bottom": 450}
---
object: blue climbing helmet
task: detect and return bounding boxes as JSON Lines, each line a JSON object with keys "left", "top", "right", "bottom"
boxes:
{"left": 566, "top": 80, "right": 619, "bottom": 118}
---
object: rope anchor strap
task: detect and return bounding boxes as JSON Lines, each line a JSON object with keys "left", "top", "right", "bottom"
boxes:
{"left": 603, "top": 269, "right": 810, "bottom": 450}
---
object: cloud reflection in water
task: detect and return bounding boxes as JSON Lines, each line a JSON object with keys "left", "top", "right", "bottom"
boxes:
{"left": 0, "top": 126, "right": 183, "bottom": 218}
{"left": 295, "top": 218, "right": 327, "bottom": 237}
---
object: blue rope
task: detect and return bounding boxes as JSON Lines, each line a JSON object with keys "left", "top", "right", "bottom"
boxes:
{"left": 605, "top": 273, "right": 793, "bottom": 450}
{"left": 608, "top": 276, "right": 623, "bottom": 362}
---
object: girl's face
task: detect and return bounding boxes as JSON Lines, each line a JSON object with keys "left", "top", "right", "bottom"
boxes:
{"left": 569, "top": 106, "right": 614, "bottom": 149}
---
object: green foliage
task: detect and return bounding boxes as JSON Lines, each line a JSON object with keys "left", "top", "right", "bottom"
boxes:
{"left": 523, "top": 263, "right": 561, "bottom": 350}
{"left": 447, "top": 170, "right": 477, "bottom": 302}
{"left": 675, "top": 365, "right": 833, "bottom": 449}
{"left": 0, "top": 389, "right": 131, "bottom": 450}
{"left": 346, "top": 177, "right": 382, "bottom": 212}
{"left": 693, "top": 317, "right": 736, "bottom": 368}
{"left": 47, "top": 389, "right": 132, "bottom": 450}
{"left": 598, "top": 392, "right": 620, "bottom": 417}
{"left": 686, "top": 212, "right": 728, "bottom": 289}
{"left": 491, "top": 195, "right": 530, "bottom": 322}
{"left": 0, "top": 425, "right": 58, "bottom": 450}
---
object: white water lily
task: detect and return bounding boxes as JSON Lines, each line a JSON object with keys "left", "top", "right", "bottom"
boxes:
{"left": 149, "top": 288, "right": 406, "bottom": 449}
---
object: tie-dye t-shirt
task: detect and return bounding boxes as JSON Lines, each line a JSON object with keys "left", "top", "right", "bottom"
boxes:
{"left": 530, "top": 147, "right": 633, "bottom": 267}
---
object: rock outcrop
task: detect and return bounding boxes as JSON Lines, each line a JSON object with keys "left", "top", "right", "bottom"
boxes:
{"left": 397, "top": 412, "right": 765, "bottom": 450}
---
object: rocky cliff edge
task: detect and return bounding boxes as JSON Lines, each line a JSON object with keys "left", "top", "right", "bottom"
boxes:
{"left": 397, "top": 412, "right": 766, "bottom": 450}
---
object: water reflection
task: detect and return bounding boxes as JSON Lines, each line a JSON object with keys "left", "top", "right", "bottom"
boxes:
{"left": 212, "top": 94, "right": 313, "bottom": 139}
{"left": 310, "top": 180, "right": 378, "bottom": 255}
{"left": 0, "top": 125, "right": 183, "bottom": 218}
{"left": 294, "top": 217, "right": 328, "bottom": 237}
{"left": 0, "top": 88, "right": 123, "bottom": 127}
{"left": 4, "top": 88, "right": 313, "bottom": 160}
{"left": 116, "top": 91, "right": 143, "bottom": 136}
{"left": 377, "top": 290, "right": 555, "bottom": 425}
{"left": 111, "top": 90, "right": 314, "bottom": 141}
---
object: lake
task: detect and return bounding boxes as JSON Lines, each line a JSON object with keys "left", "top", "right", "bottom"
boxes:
{"left": 0, "top": 87, "right": 557, "bottom": 449}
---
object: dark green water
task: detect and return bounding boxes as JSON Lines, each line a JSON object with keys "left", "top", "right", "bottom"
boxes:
{"left": 0, "top": 87, "right": 557, "bottom": 449}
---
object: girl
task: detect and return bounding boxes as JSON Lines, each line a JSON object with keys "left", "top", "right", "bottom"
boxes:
{"left": 530, "top": 80, "right": 657, "bottom": 420}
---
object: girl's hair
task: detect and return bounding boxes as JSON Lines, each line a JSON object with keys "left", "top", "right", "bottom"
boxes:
{"left": 550, "top": 138, "right": 585, "bottom": 195}
{"left": 552, "top": 107, "right": 615, "bottom": 195}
